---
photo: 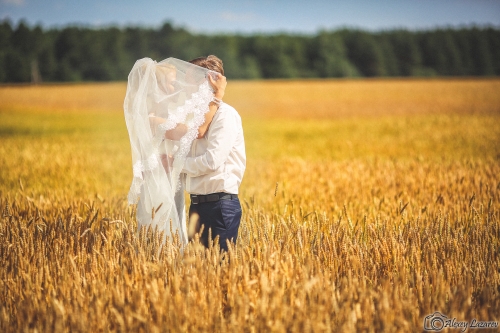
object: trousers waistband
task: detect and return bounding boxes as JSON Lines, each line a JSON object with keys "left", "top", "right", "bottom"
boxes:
{"left": 190, "top": 192, "right": 238, "bottom": 204}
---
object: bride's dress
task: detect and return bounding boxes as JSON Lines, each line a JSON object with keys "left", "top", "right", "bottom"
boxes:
{"left": 124, "top": 58, "right": 215, "bottom": 245}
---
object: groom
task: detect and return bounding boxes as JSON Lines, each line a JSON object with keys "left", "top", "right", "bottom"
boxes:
{"left": 182, "top": 55, "right": 246, "bottom": 252}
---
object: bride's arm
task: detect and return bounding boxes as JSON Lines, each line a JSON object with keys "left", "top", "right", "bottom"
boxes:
{"left": 197, "top": 73, "right": 227, "bottom": 139}
{"left": 149, "top": 116, "right": 187, "bottom": 141}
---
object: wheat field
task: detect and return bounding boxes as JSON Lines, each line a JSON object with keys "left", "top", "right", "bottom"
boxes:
{"left": 0, "top": 79, "right": 499, "bottom": 332}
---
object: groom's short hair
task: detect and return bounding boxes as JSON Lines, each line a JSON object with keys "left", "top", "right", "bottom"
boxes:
{"left": 189, "top": 55, "right": 224, "bottom": 75}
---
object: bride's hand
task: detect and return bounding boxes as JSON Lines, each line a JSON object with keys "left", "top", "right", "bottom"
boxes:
{"left": 208, "top": 73, "right": 227, "bottom": 100}
{"left": 160, "top": 154, "right": 174, "bottom": 173}
{"left": 149, "top": 113, "right": 166, "bottom": 130}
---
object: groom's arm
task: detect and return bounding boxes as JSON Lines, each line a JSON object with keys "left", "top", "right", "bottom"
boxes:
{"left": 182, "top": 109, "right": 238, "bottom": 177}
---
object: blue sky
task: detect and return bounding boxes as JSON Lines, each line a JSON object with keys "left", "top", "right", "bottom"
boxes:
{"left": 1, "top": 0, "right": 499, "bottom": 33}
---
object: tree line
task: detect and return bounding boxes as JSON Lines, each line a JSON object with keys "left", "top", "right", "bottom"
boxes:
{"left": 0, "top": 19, "right": 499, "bottom": 83}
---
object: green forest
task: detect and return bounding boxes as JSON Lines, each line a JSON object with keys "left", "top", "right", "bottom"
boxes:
{"left": 1, "top": 19, "right": 499, "bottom": 82}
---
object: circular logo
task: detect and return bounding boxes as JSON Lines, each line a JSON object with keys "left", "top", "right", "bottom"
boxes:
{"left": 431, "top": 316, "right": 445, "bottom": 330}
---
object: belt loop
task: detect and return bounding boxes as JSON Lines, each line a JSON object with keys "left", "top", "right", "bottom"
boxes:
{"left": 191, "top": 195, "right": 199, "bottom": 204}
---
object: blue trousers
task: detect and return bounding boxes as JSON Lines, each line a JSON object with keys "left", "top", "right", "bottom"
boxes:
{"left": 189, "top": 196, "right": 242, "bottom": 252}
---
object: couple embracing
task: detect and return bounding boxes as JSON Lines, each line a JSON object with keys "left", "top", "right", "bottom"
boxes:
{"left": 124, "top": 55, "right": 246, "bottom": 252}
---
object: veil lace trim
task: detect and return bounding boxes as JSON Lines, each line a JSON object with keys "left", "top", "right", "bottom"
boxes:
{"left": 127, "top": 80, "right": 213, "bottom": 204}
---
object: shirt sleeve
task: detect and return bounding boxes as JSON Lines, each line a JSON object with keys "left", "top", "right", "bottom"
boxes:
{"left": 182, "top": 108, "right": 238, "bottom": 177}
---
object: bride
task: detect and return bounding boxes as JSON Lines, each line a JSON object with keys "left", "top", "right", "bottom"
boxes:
{"left": 124, "top": 56, "right": 226, "bottom": 245}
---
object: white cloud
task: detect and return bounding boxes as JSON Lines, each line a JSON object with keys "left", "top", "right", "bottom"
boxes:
{"left": 220, "top": 11, "right": 258, "bottom": 22}
{"left": 1, "top": 0, "right": 25, "bottom": 6}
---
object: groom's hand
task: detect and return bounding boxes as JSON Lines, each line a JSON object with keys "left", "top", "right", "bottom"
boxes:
{"left": 209, "top": 73, "right": 227, "bottom": 100}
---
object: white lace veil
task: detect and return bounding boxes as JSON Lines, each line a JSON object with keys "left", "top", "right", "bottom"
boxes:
{"left": 124, "top": 57, "right": 215, "bottom": 245}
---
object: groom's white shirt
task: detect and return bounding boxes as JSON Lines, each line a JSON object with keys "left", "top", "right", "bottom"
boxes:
{"left": 182, "top": 103, "right": 246, "bottom": 195}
